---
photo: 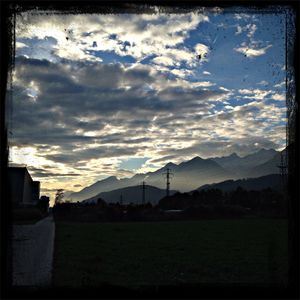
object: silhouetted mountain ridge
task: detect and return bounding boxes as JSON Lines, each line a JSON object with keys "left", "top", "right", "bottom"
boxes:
{"left": 82, "top": 185, "right": 177, "bottom": 205}
{"left": 197, "top": 174, "right": 282, "bottom": 192}
{"left": 211, "top": 148, "right": 278, "bottom": 177}
{"left": 68, "top": 148, "right": 283, "bottom": 202}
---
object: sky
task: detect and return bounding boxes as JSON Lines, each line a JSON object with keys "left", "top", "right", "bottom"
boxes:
{"left": 7, "top": 7, "right": 289, "bottom": 202}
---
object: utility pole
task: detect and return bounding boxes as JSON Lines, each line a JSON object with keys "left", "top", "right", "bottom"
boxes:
{"left": 142, "top": 181, "right": 146, "bottom": 205}
{"left": 277, "top": 151, "right": 288, "bottom": 191}
{"left": 162, "top": 168, "right": 173, "bottom": 197}
{"left": 120, "top": 193, "right": 123, "bottom": 206}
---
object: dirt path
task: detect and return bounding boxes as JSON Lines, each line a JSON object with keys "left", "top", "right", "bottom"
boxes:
{"left": 12, "top": 215, "right": 55, "bottom": 286}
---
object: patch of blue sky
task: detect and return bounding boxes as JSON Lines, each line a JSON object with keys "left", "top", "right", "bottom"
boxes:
{"left": 264, "top": 98, "right": 286, "bottom": 107}
{"left": 185, "top": 26, "right": 213, "bottom": 51}
{"left": 185, "top": 12, "right": 286, "bottom": 91}
{"left": 108, "top": 33, "right": 117, "bottom": 40}
{"left": 139, "top": 54, "right": 157, "bottom": 65}
{"left": 261, "top": 124, "right": 284, "bottom": 134}
{"left": 209, "top": 101, "right": 227, "bottom": 111}
{"left": 119, "top": 157, "right": 149, "bottom": 171}
{"left": 92, "top": 50, "right": 136, "bottom": 64}
{"left": 16, "top": 36, "right": 59, "bottom": 62}
{"left": 228, "top": 98, "right": 256, "bottom": 107}
{"left": 190, "top": 46, "right": 249, "bottom": 88}
{"left": 276, "top": 120, "right": 288, "bottom": 127}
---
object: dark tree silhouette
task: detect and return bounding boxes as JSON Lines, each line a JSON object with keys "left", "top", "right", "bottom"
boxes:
{"left": 55, "top": 189, "right": 64, "bottom": 205}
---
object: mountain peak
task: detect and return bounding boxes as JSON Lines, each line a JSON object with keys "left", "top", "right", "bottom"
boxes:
{"left": 190, "top": 156, "right": 204, "bottom": 162}
{"left": 179, "top": 156, "right": 207, "bottom": 168}
{"left": 102, "top": 175, "right": 118, "bottom": 182}
{"left": 257, "top": 148, "right": 276, "bottom": 154}
{"left": 165, "top": 162, "right": 177, "bottom": 168}
{"left": 229, "top": 152, "right": 239, "bottom": 158}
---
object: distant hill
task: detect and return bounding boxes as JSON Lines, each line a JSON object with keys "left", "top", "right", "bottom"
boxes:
{"left": 197, "top": 174, "right": 282, "bottom": 192}
{"left": 82, "top": 185, "right": 177, "bottom": 205}
{"left": 69, "top": 175, "right": 143, "bottom": 202}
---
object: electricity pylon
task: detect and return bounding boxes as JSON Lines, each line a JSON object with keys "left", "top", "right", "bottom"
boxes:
{"left": 141, "top": 181, "right": 146, "bottom": 205}
{"left": 277, "top": 150, "right": 288, "bottom": 191}
{"left": 162, "top": 168, "right": 174, "bottom": 197}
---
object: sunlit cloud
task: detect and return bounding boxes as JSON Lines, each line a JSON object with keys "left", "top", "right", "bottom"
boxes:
{"left": 234, "top": 44, "right": 272, "bottom": 58}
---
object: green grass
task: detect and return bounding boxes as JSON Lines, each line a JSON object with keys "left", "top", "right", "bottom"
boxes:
{"left": 53, "top": 219, "right": 288, "bottom": 288}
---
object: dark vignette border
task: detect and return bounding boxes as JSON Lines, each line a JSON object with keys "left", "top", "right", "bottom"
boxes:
{"left": 0, "top": 1, "right": 299, "bottom": 299}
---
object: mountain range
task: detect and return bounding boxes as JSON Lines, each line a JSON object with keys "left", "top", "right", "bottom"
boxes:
{"left": 211, "top": 149, "right": 277, "bottom": 174}
{"left": 68, "top": 148, "right": 284, "bottom": 202}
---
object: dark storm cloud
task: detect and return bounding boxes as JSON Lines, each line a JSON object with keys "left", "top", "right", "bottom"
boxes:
{"left": 27, "top": 166, "right": 81, "bottom": 178}
{"left": 125, "top": 137, "right": 151, "bottom": 144}
{"left": 158, "top": 87, "right": 226, "bottom": 103}
{"left": 44, "top": 147, "right": 137, "bottom": 164}
{"left": 150, "top": 155, "right": 178, "bottom": 164}
{"left": 10, "top": 56, "right": 235, "bottom": 165}
{"left": 156, "top": 137, "right": 279, "bottom": 158}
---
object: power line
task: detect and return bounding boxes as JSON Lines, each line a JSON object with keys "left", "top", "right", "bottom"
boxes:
{"left": 162, "top": 168, "right": 174, "bottom": 197}
{"left": 141, "top": 181, "right": 146, "bottom": 205}
{"left": 277, "top": 151, "right": 288, "bottom": 191}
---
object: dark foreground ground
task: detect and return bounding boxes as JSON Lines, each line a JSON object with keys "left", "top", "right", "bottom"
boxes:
{"left": 12, "top": 215, "right": 55, "bottom": 286}
{"left": 53, "top": 219, "right": 288, "bottom": 289}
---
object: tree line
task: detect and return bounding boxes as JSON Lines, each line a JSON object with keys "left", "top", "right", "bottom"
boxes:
{"left": 53, "top": 186, "right": 287, "bottom": 222}
{"left": 158, "top": 187, "right": 286, "bottom": 217}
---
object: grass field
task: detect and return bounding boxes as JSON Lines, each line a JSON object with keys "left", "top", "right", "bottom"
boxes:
{"left": 53, "top": 219, "right": 288, "bottom": 288}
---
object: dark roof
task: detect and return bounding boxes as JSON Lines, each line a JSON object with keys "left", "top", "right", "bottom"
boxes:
{"left": 8, "top": 166, "right": 27, "bottom": 172}
{"left": 8, "top": 167, "right": 32, "bottom": 180}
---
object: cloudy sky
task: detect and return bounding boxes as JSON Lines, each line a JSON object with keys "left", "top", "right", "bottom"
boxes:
{"left": 8, "top": 7, "right": 288, "bottom": 200}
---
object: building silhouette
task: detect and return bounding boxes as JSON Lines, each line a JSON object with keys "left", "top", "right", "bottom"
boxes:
{"left": 8, "top": 167, "right": 40, "bottom": 206}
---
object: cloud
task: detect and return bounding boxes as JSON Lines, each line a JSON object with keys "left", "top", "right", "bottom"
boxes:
{"left": 16, "top": 12, "right": 209, "bottom": 67}
{"left": 234, "top": 44, "right": 272, "bottom": 58}
{"left": 257, "top": 80, "right": 268, "bottom": 86}
{"left": 154, "top": 137, "right": 279, "bottom": 159}
{"left": 10, "top": 57, "right": 230, "bottom": 171}
{"left": 16, "top": 41, "right": 28, "bottom": 49}
{"left": 237, "top": 88, "right": 272, "bottom": 100}
{"left": 10, "top": 57, "right": 285, "bottom": 168}
{"left": 116, "top": 169, "right": 135, "bottom": 177}
{"left": 170, "top": 68, "right": 194, "bottom": 78}
{"left": 152, "top": 56, "right": 175, "bottom": 67}
{"left": 272, "top": 93, "right": 285, "bottom": 101}
{"left": 274, "top": 81, "right": 285, "bottom": 88}
{"left": 234, "top": 13, "right": 252, "bottom": 20}
{"left": 235, "top": 25, "right": 243, "bottom": 35}
{"left": 247, "top": 24, "right": 257, "bottom": 38}
{"left": 235, "top": 24, "right": 257, "bottom": 37}
{"left": 194, "top": 43, "right": 209, "bottom": 60}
